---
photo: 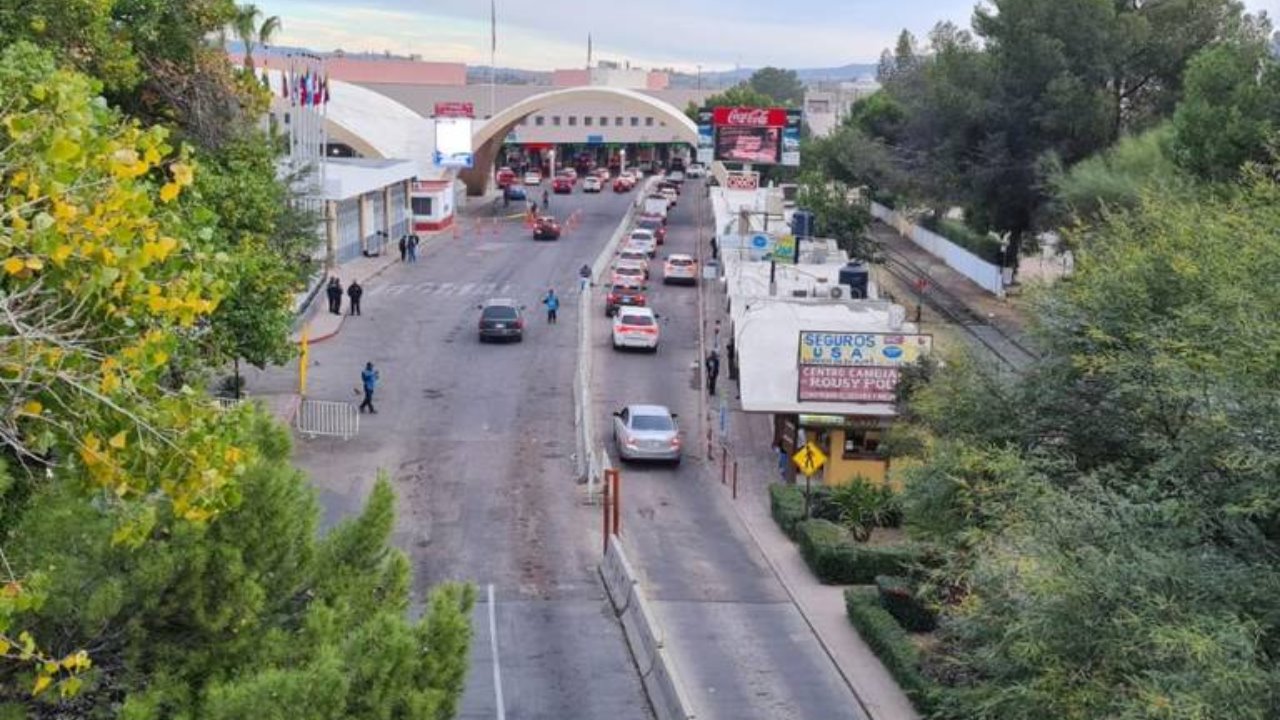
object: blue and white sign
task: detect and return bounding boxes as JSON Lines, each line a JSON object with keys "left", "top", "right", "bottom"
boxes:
{"left": 750, "top": 233, "right": 770, "bottom": 250}
{"left": 434, "top": 118, "right": 474, "bottom": 168}
{"left": 587, "top": 134, "right": 604, "bottom": 145}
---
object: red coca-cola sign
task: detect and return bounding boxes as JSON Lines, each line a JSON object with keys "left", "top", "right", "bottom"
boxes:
{"left": 434, "top": 101, "right": 475, "bottom": 118}
{"left": 713, "top": 106, "right": 788, "bottom": 127}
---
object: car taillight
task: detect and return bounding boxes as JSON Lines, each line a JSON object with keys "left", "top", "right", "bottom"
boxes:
{"left": 636, "top": 295, "right": 645, "bottom": 304}
{"left": 670, "top": 437, "right": 682, "bottom": 447}
{"left": 515, "top": 319, "right": 524, "bottom": 329}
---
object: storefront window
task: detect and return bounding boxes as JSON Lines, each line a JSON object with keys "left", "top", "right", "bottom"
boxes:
{"left": 411, "top": 196, "right": 433, "bottom": 216}
{"left": 842, "top": 429, "right": 883, "bottom": 458}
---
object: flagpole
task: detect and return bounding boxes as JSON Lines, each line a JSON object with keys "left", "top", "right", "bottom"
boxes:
{"left": 489, "top": 0, "right": 497, "bottom": 119}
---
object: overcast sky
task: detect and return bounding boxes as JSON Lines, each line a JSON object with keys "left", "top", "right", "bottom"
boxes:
{"left": 264, "top": 0, "right": 1278, "bottom": 72}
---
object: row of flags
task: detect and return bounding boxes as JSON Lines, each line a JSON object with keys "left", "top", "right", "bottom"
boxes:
{"left": 258, "top": 66, "right": 330, "bottom": 106}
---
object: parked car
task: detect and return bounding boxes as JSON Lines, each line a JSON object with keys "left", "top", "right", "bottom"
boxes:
{"left": 626, "top": 228, "right": 657, "bottom": 257}
{"left": 636, "top": 216, "right": 667, "bottom": 243}
{"left": 611, "top": 307, "right": 661, "bottom": 352}
{"left": 533, "top": 216, "right": 561, "bottom": 240}
{"left": 613, "top": 404, "right": 681, "bottom": 463}
{"left": 553, "top": 177, "right": 574, "bottom": 194}
{"left": 523, "top": 171, "right": 542, "bottom": 185}
{"left": 613, "top": 176, "right": 635, "bottom": 193}
{"left": 605, "top": 283, "right": 647, "bottom": 316}
{"left": 662, "top": 254, "right": 698, "bottom": 285}
{"left": 685, "top": 163, "right": 706, "bottom": 178}
{"left": 582, "top": 176, "right": 603, "bottom": 193}
{"left": 477, "top": 298, "right": 525, "bottom": 342}
{"left": 496, "top": 166, "right": 517, "bottom": 188}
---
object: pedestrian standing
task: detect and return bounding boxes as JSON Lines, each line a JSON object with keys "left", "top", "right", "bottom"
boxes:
{"left": 541, "top": 189, "right": 550, "bottom": 212}
{"left": 710, "top": 236, "right": 719, "bottom": 260}
{"left": 398, "top": 235, "right": 407, "bottom": 262}
{"left": 578, "top": 264, "right": 592, "bottom": 292}
{"left": 347, "top": 280, "right": 363, "bottom": 316}
{"left": 705, "top": 350, "right": 720, "bottom": 396}
{"left": 326, "top": 277, "right": 343, "bottom": 315}
{"left": 543, "top": 288, "right": 560, "bottom": 324}
{"left": 712, "top": 319, "right": 722, "bottom": 352}
{"left": 359, "top": 362, "right": 379, "bottom": 414}
{"left": 407, "top": 235, "right": 419, "bottom": 263}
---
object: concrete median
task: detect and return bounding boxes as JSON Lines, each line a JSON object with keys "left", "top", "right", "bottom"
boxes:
{"left": 601, "top": 535, "right": 696, "bottom": 720}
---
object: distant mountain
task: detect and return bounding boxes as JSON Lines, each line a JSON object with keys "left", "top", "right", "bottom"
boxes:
{"left": 685, "top": 63, "right": 879, "bottom": 88}
{"left": 465, "top": 66, "right": 551, "bottom": 85}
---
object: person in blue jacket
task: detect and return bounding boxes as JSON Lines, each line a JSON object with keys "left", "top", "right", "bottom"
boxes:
{"left": 359, "top": 362, "right": 379, "bottom": 414}
{"left": 543, "top": 288, "right": 560, "bottom": 324}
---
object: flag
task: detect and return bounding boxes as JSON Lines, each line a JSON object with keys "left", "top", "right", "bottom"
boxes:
{"left": 282, "top": 69, "right": 289, "bottom": 100}
{"left": 323, "top": 74, "right": 330, "bottom": 104}
{"left": 301, "top": 69, "right": 310, "bottom": 106}
{"left": 490, "top": 0, "right": 496, "bottom": 54}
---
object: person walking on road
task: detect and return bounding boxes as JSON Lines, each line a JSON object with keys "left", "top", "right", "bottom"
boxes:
{"left": 543, "top": 288, "right": 560, "bottom": 324}
{"left": 326, "top": 277, "right": 343, "bottom": 315}
{"left": 541, "top": 189, "right": 550, "bottom": 213}
{"left": 578, "top": 264, "right": 592, "bottom": 292}
{"left": 705, "top": 350, "right": 721, "bottom": 396}
{"left": 347, "top": 280, "right": 363, "bottom": 316}
{"left": 407, "top": 234, "right": 419, "bottom": 263}
{"left": 398, "top": 235, "right": 408, "bottom": 262}
{"left": 359, "top": 362, "right": 379, "bottom": 414}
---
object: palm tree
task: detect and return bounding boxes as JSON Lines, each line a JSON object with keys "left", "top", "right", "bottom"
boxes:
{"left": 231, "top": 4, "right": 261, "bottom": 69}
{"left": 257, "top": 14, "right": 282, "bottom": 54}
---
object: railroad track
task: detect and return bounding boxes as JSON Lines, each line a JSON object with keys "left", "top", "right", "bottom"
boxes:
{"left": 871, "top": 240, "right": 1039, "bottom": 372}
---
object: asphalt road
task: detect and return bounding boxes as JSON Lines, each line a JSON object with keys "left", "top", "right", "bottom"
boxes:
{"left": 251, "top": 185, "right": 653, "bottom": 720}
{"left": 588, "top": 181, "right": 867, "bottom": 720}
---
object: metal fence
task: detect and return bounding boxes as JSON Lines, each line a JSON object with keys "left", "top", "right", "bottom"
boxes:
{"left": 295, "top": 398, "right": 359, "bottom": 440}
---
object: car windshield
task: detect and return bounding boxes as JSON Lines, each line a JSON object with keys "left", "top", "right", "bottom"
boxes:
{"left": 482, "top": 306, "right": 518, "bottom": 320}
{"left": 632, "top": 413, "right": 673, "bottom": 431}
{"left": 616, "top": 267, "right": 642, "bottom": 276}
{"left": 670, "top": 258, "right": 693, "bottom": 266}
{"left": 611, "top": 286, "right": 637, "bottom": 295}
{"left": 621, "top": 251, "right": 646, "bottom": 261}
{"left": 619, "top": 314, "right": 654, "bottom": 326}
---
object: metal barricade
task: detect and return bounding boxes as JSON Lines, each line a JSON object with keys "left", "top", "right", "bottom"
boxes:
{"left": 294, "top": 398, "right": 359, "bottom": 440}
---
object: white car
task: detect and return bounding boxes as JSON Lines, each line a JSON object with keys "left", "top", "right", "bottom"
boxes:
{"left": 613, "top": 404, "right": 681, "bottom": 463}
{"left": 582, "top": 176, "right": 603, "bottom": 193}
{"left": 610, "top": 264, "right": 647, "bottom": 287}
{"left": 612, "top": 307, "right": 660, "bottom": 351}
{"left": 617, "top": 248, "right": 650, "bottom": 277}
{"left": 659, "top": 187, "right": 678, "bottom": 207}
{"left": 626, "top": 229, "right": 657, "bottom": 257}
{"left": 523, "top": 171, "right": 542, "bottom": 185}
{"left": 662, "top": 254, "right": 698, "bottom": 285}
{"left": 685, "top": 164, "right": 705, "bottom": 178}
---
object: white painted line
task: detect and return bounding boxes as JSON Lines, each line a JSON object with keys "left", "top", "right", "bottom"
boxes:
{"left": 488, "top": 583, "right": 506, "bottom": 720}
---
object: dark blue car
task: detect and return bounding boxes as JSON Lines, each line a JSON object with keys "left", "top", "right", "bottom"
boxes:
{"left": 504, "top": 185, "right": 527, "bottom": 201}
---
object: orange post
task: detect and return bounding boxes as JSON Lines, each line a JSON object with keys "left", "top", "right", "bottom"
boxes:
{"left": 611, "top": 469, "right": 621, "bottom": 537}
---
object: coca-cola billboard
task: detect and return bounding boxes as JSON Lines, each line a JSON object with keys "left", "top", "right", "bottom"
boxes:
{"left": 712, "top": 106, "right": 789, "bottom": 128}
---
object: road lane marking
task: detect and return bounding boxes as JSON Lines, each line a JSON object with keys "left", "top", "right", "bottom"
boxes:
{"left": 488, "top": 583, "right": 506, "bottom": 720}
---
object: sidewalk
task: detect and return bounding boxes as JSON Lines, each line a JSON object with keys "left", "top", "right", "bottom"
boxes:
{"left": 290, "top": 251, "right": 402, "bottom": 344}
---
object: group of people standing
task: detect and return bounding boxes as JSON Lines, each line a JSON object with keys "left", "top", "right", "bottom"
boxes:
{"left": 398, "top": 234, "right": 421, "bottom": 263}
{"left": 325, "top": 277, "right": 363, "bottom": 316}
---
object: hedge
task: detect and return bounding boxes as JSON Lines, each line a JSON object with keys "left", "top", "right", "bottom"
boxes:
{"left": 845, "top": 587, "right": 937, "bottom": 711}
{"left": 769, "top": 484, "right": 807, "bottom": 540}
{"left": 919, "top": 215, "right": 1004, "bottom": 265}
{"left": 875, "top": 575, "right": 937, "bottom": 632}
{"left": 795, "top": 519, "right": 925, "bottom": 584}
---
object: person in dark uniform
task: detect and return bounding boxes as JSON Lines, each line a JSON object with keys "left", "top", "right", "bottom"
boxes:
{"left": 347, "top": 280, "right": 363, "bottom": 316}
{"left": 326, "top": 277, "right": 343, "bottom": 315}
{"left": 705, "top": 350, "right": 720, "bottom": 396}
{"left": 398, "top": 235, "right": 408, "bottom": 262}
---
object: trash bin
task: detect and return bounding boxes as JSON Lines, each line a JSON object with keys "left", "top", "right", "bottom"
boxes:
{"left": 702, "top": 259, "right": 719, "bottom": 280}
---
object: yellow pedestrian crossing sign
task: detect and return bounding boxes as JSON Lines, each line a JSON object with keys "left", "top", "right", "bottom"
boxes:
{"left": 792, "top": 442, "right": 828, "bottom": 477}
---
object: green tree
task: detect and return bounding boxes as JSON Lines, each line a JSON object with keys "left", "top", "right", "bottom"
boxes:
{"left": 1046, "top": 123, "right": 1185, "bottom": 225}
{"left": 229, "top": 3, "right": 282, "bottom": 70}
{"left": 684, "top": 83, "right": 775, "bottom": 120}
{"left": 1172, "top": 41, "right": 1280, "bottom": 181}
{"left": 1, "top": 416, "right": 475, "bottom": 717}
{"left": 747, "top": 66, "right": 805, "bottom": 106}
{"left": 795, "top": 171, "right": 872, "bottom": 259}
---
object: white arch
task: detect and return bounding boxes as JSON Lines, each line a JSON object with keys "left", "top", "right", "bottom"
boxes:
{"left": 461, "top": 86, "right": 698, "bottom": 195}
{"left": 472, "top": 86, "right": 698, "bottom": 148}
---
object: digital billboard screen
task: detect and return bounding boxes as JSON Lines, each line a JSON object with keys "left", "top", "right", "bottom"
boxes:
{"left": 714, "top": 125, "right": 780, "bottom": 165}
{"left": 433, "top": 117, "right": 474, "bottom": 168}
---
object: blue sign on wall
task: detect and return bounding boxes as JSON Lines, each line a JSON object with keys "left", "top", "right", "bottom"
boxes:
{"left": 587, "top": 134, "right": 604, "bottom": 144}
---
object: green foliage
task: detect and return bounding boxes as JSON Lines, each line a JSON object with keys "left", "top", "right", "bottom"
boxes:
{"left": 795, "top": 171, "right": 872, "bottom": 259}
{"left": 1173, "top": 41, "right": 1280, "bottom": 181}
{"left": 896, "top": 171, "right": 1280, "bottom": 715}
{"left": 2, "top": 422, "right": 475, "bottom": 715}
{"left": 769, "top": 483, "right": 808, "bottom": 540}
{"left": 827, "top": 478, "right": 901, "bottom": 541}
{"left": 1047, "top": 123, "right": 1185, "bottom": 224}
{"left": 747, "top": 66, "right": 805, "bottom": 106}
{"left": 845, "top": 588, "right": 938, "bottom": 711}
{"left": 796, "top": 520, "right": 925, "bottom": 584}
{"left": 918, "top": 215, "right": 1004, "bottom": 265}
{"left": 875, "top": 576, "right": 937, "bottom": 632}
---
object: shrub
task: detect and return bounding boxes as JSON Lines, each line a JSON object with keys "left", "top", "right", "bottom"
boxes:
{"left": 919, "top": 215, "right": 1004, "bottom": 265}
{"left": 828, "top": 478, "right": 902, "bottom": 541}
{"left": 796, "top": 519, "right": 925, "bottom": 584}
{"left": 769, "top": 484, "right": 807, "bottom": 539}
{"left": 875, "top": 575, "right": 937, "bottom": 632}
{"left": 845, "top": 588, "right": 937, "bottom": 710}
